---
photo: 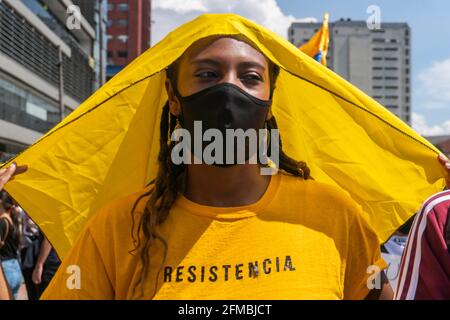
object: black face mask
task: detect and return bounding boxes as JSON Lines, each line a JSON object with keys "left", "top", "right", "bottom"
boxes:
{"left": 173, "top": 82, "right": 271, "bottom": 166}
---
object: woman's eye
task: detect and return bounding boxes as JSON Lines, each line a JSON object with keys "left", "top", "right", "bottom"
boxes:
{"left": 195, "top": 71, "right": 217, "bottom": 78}
{"left": 242, "top": 74, "right": 263, "bottom": 83}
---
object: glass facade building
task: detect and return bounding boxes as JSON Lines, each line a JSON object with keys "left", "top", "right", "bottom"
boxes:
{"left": 0, "top": 0, "right": 107, "bottom": 161}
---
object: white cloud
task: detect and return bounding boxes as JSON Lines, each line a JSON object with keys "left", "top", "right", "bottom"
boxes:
{"left": 412, "top": 112, "right": 450, "bottom": 136}
{"left": 152, "top": 0, "right": 317, "bottom": 44}
{"left": 417, "top": 58, "right": 450, "bottom": 110}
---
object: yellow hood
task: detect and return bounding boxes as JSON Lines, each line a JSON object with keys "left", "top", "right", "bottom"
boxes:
{"left": 2, "top": 13, "right": 445, "bottom": 258}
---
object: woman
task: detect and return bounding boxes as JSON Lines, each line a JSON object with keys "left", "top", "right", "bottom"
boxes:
{"left": 0, "top": 163, "right": 25, "bottom": 300}
{"left": 4, "top": 14, "right": 449, "bottom": 300}
{"left": 0, "top": 190, "right": 24, "bottom": 299}
{"left": 37, "top": 34, "right": 394, "bottom": 300}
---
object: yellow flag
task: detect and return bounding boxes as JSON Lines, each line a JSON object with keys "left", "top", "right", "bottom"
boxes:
{"left": 299, "top": 13, "right": 330, "bottom": 66}
{"left": 1, "top": 13, "right": 445, "bottom": 259}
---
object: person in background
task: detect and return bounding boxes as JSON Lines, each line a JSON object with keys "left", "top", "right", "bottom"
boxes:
{"left": 31, "top": 233, "right": 61, "bottom": 299}
{"left": 395, "top": 188, "right": 450, "bottom": 299}
{"left": 0, "top": 162, "right": 28, "bottom": 300}
{"left": 20, "top": 212, "right": 40, "bottom": 300}
{"left": 380, "top": 216, "right": 415, "bottom": 291}
{"left": 0, "top": 190, "right": 24, "bottom": 299}
{"left": 0, "top": 163, "right": 60, "bottom": 300}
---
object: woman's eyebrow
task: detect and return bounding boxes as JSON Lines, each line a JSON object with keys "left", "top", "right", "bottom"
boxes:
{"left": 190, "top": 58, "right": 266, "bottom": 71}
{"left": 238, "top": 61, "right": 266, "bottom": 72}
{"left": 190, "top": 58, "right": 222, "bottom": 66}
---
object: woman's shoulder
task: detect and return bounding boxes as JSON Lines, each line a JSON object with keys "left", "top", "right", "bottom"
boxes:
{"left": 276, "top": 173, "right": 373, "bottom": 241}
{"left": 0, "top": 214, "right": 12, "bottom": 230}
{"left": 87, "top": 184, "right": 154, "bottom": 233}
{"left": 277, "top": 172, "right": 362, "bottom": 214}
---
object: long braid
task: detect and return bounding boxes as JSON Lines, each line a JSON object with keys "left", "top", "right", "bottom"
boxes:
{"left": 130, "top": 102, "right": 185, "bottom": 298}
{"left": 266, "top": 116, "right": 311, "bottom": 179}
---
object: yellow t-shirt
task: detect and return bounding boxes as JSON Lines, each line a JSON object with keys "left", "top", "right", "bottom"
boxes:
{"left": 41, "top": 172, "right": 387, "bottom": 300}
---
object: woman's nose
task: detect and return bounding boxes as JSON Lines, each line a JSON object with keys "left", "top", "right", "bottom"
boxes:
{"left": 219, "top": 72, "right": 243, "bottom": 90}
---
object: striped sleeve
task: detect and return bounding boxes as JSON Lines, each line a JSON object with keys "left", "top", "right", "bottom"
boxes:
{"left": 395, "top": 190, "right": 450, "bottom": 300}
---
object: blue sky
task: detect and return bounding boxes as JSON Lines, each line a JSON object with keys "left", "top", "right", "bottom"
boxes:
{"left": 152, "top": 0, "right": 450, "bottom": 135}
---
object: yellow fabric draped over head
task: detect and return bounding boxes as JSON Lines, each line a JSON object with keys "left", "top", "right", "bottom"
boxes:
{"left": 2, "top": 13, "right": 445, "bottom": 259}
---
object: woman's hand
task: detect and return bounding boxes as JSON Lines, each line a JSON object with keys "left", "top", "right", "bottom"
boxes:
{"left": 0, "top": 163, "right": 28, "bottom": 191}
{"left": 438, "top": 154, "right": 450, "bottom": 187}
{"left": 32, "top": 263, "right": 44, "bottom": 285}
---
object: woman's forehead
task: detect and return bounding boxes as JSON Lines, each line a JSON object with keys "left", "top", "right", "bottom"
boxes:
{"left": 180, "top": 36, "right": 268, "bottom": 68}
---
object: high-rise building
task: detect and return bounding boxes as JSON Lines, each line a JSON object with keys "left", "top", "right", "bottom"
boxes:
{"left": 289, "top": 19, "right": 411, "bottom": 124}
{"left": 0, "top": 0, "right": 107, "bottom": 162}
{"left": 106, "top": 0, "right": 151, "bottom": 80}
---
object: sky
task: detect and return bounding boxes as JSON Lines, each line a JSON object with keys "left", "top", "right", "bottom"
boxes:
{"left": 151, "top": 0, "right": 450, "bottom": 136}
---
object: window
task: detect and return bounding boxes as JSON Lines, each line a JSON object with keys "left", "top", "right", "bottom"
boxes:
{"left": 107, "top": 4, "right": 114, "bottom": 11}
{"left": 372, "top": 86, "right": 382, "bottom": 89}
{"left": 106, "top": 20, "right": 113, "bottom": 27}
{"left": 385, "top": 67, "right": 398, "bottom": 70}
{"left": 372, "top": 67, "right": 382, "bottom": 70}
{"left": 390, "top": 39, "right": 397, "bottom": 43}
{"left": 384, "top": 47, "right": 398, "bottom": 51}
{"left": 385, "top": 57, "right": 398, "bottom": 61}
{"left": 118, "top": 51, "right": 128, "bottom": 58}
{"left": 117, "top": 3, "right": 129, "bottom": 11}
{"left": 386, "top": 105, "right": 398, "bottom": 109}
{"left": 385, "top": 95, "right": 399, "bottom": 99}
{"left": 385, "top": 76, "right": 398, "bottom": 80}
{"left": 117, "top": 35, "right": 128, "bottom": 43}
{"left": 372, "top": 76, "right": 383, "bottom": 80}
{"left": 373, "top": 47, "right": 383, "bottom": 51}
{"left": 106, "top": 35, "right": 114, "bottom": 42}
{"left": 373, "top": 38, "right": 385, "bottom": 43}
{"left": 107, "top": 50, "right": 113, "bottom": 58}
{"left": 385, "top": 86, "right": 398, "bottom": 90}
{"left": 0, "top": 76, "right": 58, "bottom": 133}
{"left": 117, "top": 19, "right": 128, "bottom": 27}
{"left": 373, "top": 57, "right": 382, "bottom": 61}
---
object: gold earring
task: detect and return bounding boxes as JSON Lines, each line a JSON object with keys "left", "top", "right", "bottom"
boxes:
{"left": 168, "top": 116, "right": 181, "bottom": 146}
{"left": 174, "top": 117, "right": 181, "bottom": 130}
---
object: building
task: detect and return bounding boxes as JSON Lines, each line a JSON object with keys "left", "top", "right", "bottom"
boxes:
{"left": 289, "top": 19, "right": 411, "bottom": 124}
{"left": 425, "top": 135, "right": 450, "bottom": 157}
{"left": 106, "top": 0, "right": 152, "bottom": 80}
{"left": 0, "top": 0, "right": 107, "bottom": 162}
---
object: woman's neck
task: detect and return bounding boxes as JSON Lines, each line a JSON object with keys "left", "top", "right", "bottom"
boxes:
{"left": 183, "top": 163, "right": 271, "bottom": 207}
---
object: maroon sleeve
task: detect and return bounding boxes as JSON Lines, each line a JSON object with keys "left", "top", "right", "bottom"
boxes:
{"left": 395, "top": 191, "right": 450, "bottom": 300}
